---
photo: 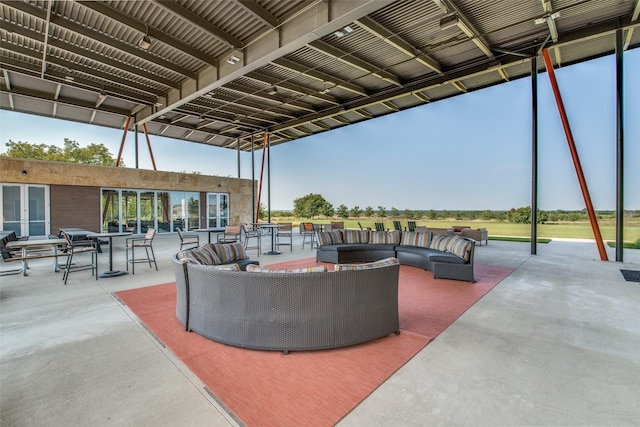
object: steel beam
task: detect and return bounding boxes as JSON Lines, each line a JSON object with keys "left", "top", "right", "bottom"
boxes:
{"left": 531, "top": 55, "right": 538, "bottom": 255}
{"left": 615, "top": 29, "right": 625, "bottom": 262}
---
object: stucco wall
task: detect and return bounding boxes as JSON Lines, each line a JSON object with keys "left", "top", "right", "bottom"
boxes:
{"left": 0, "top": 157, "right": 256, "bottom": 226}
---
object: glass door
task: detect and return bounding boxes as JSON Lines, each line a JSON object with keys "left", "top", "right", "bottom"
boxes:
{"left": 1, "top": 183, "right": 49, "bottom": 237}
{"left": 206, "top": 193, "right": 230, "bottom": 228}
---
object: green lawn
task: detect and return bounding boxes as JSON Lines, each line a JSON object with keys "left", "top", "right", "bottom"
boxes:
{"left": 276, "top": 218, "right": 640, "bottom": 245}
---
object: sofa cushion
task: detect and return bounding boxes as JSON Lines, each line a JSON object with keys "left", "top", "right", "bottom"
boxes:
{"left": 334, "top": 257, "right": 399, "bottom": 271}
{"left": 246, "top": 264, "right": 328, "bottom": 273}
{"left": 342, "top": 229, "right": 369, "bottom": 244}
{"left": 429, "top": 234, "right": 473, "bottom": 262}
{"left": 400, "top": 231, "right": 430, "bottom": 248}
{"left": 369, "top": 230, "right": 400, "bottom": 245}
{"left": 316, "top": 231, "right": 343, "bottom": 247}
{"left": 211, "top": 242, "right": 248, "bottom": 263}
{"left": 428, "top": 253, "right": 467, "bottom": 264}
{"left": 176, "top": 243, "right": 221, "bottom": 265}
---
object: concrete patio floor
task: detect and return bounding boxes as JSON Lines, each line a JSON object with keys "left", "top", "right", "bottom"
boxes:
{"left": 1, "top": 232, "right": 639, "bottom": 426}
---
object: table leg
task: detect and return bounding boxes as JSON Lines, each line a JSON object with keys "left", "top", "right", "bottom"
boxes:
{"left": 264, "top": 227, "right": 281, "bottom": 255}
{"left": 22, "top": 248, "right": 28, "bottom": 276}
{"left": 98, "top": 236, "right": 127, "bottom": 278}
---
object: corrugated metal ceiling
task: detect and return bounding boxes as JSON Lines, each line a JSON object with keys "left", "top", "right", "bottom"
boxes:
{"left": 0, "top": 0, "right": 638, "bottom": 152}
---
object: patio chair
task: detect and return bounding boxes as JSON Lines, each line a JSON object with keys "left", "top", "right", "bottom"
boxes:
{"left": 357, "top": 222, "right": 371, "bottom": 231}
{"left": 218, "top": 225, "right": 242, "bottom": 244}
{"left": 126, "top": 228, "right": 157, "bottom": 274}
{"left": 330, "top": 221, "right": 344, "bottom": 230}
{"left": 393, "top": 221, "right": 403, "bottom": 231}
{"left": 301, "top": 222, "right": 316, "bottom": 250}
{"left": 374, "top": 223, "right": 385, "bottom": 231}
{"left": 275, "top": 222, "right": 293, "bottom": 252}
{"left": 176, "top": 227, "right": 199, "bottom": 250}
{"left": 61, "top": 231, "right": 98, "bottom": 285}
{"left": 407, "top": 221, "right": 417, "bottom": 232}
{"left": 242, "top": 224, "right": 261, "bottom": 256}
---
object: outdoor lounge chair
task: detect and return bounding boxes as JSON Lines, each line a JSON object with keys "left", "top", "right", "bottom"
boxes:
{"left": 126, "top": 228, "right": 158, "bottom": 274}
{"left": 301, "top": 222, "right": 316, "bottom": 250}
{"left": 218, "top": 225, "right": 242, "bottom": 244}
{"left": 176, "top": 227, "right": 199, "bottom": 250}
{"left": 242, "top": 224, "right": 262, "bottom": 256}
{"left": 61, "top": 231, "right": 98, "bottom": 285}
{"left": 275, "top": 222, "right": 293, "bottom": 252}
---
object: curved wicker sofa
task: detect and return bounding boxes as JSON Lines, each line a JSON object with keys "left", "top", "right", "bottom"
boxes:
{"left": 172, "top": 254, "right": 400, "bottom": 352}
{"left": 316, "top": 230, "right": 476, "bottom": 282}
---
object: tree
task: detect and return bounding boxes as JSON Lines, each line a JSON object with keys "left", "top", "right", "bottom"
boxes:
{"left": 3, "top": 138, "right": 122, "bottom": 166}
{"left": 293, "top": 193, "right": 333, "bottom": 219}
{"left": 377, "top": 206, "right": 386, "bottom": 217}
{"left": 336, "top": 204, "right": 349, "bottom": 219}
{"left": 350, "top": 206, "right": 362, "bottom": 217}
{"left": 390, "top": 207, "right": 400, "bottom": 218}
{"left": 428, "top": 209, "right": 437, "bottom": 220}
{"left": 364, "top": 206, "right": 374, "bottom": 217}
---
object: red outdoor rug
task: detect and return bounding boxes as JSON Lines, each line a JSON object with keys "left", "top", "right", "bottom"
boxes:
{"left": 116, "top": 260, "right": 513, "bottom": 426}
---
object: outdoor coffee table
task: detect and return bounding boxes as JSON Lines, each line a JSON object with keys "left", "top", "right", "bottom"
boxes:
{"left": 86, "top": 232, "right": 132, "bottom": 277}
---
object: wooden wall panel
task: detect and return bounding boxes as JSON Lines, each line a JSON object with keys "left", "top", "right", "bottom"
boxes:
{"left": 50, "top": 185, "right": 101, "bottom": 235}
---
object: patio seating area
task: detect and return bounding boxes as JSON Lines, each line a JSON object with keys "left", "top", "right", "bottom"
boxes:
{"left": 1, "top": 232, "right": 639, "bottom": 425}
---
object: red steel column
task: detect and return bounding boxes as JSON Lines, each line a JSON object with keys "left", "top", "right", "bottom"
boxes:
{"left": 541, "top": 48, "right": 608, "bottom": 261}
{"left": 115, "top": 116, "right": 131, "bottom": 167}
{"left": 141, "top": 124, "right": 157, "bottom": 170}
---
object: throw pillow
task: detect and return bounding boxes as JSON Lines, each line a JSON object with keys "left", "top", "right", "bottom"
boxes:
{"left": 246, "top": 264, "right": 328, "bottom": 273}
{"left": 334, "top": 257, "right": 399, "bottom": 271}
{"left": 211, "top": 242, "right": 247, "bottom": 263}
{"left": 368, "top": 230, "right": 401, "bottom": 245}
{"left": 316, "top": 231, "right": 343, "bottom": 247}
{"left": 429, "top": 234, "right": 473, "bottom": 262}
{"left": 400, "top": 231, "right": 429, "bottom": 248}
{"left": 176, "top": 243, "right": 221, "bottom": 265}
{"left": 342, "top": 229, "right": 369, "bottom": 244}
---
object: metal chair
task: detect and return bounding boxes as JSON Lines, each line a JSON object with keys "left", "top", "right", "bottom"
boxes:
{"left": 218, "top": 225, "right": 242, "bottom": 244}
{"left": 61, "top": 231, "right": 98, "bottom": 285}
{"left": 126, "top": 228, "right": 157, "bottom": 274}
{"left": 176, "top": 227, "right": 199, "bottom": 250}
{"left": 330, "top": 221, "right": 344, "bottom": 230}
{"left": 242, "top": 224, "right": 261, "bottom": 256}
{"left": 374, "top": 222, "right": 386, "bottom": 231}
{"left": 301, "top": 222, "right": 316, "bottom": 250}
{"left": 407, "top": 221, "right": 417, "bottom": 232}
{"left": 393, "top": 221, "right": 403, "bottom": 231}
{"left": 275, "top": 222, "right": 292, "bottom": 252}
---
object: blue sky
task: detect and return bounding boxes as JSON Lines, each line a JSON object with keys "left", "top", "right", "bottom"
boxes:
{"left": 1, "top": 49, "right": 638, "bottom": 211}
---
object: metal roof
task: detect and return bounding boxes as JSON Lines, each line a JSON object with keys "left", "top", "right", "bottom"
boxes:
{"left": 1, "top": 0, "right": 638, "bottom": 151}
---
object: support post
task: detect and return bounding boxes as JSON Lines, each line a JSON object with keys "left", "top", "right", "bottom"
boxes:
{"left": 251, "top": 134, "right": 255, "bottom": 227}
{"left": 134, "top": 122, "right": 139, "bottom": 169}
{"left": 615, "top": 29, "right": 624, "bottom": 262}
{"left": 115, "top": 116, "right": 131, "bottom": 167}
{"left": 141, "top": 124, "right": 157, "bottom": 170}
{"left": 541, "top": 48, "right": 608, "bottom": 261}
{"left": 531, "top": 55, "right": 538, "bottom": 255}
{"left": 237, "top": 138, "right": 241, "bottom": 179}
{"left": 255, "top": 133, "right": 268, "bottom": 224}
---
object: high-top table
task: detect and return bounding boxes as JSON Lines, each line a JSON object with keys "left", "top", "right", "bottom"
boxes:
{"left": 257, "top": 223, "right": 282, "bottom": 255}
{"left": 192, "top": 227, "right": 225, "bottom": 244}
{"left": 86, "top": 232, "right": 131, "bottom": 277}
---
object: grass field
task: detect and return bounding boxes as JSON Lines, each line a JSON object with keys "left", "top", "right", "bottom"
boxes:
{"left": 274, "top": 217, "right": 640, "bottom": 245}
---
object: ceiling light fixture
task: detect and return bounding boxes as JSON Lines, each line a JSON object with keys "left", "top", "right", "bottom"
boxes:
{"left": 334, "top": 25, "right": 354, "bottom": 38}
{"left": 138, "top": 25, "right": 151, "bottom": 50}
{"left": 226, "top": 51, "right": 241, "bottom": 65}
{"left": 534, "top": 11, "right": 560, "bottom": 25}
{"left": 267, "top": 85, "right": 279, "bottom": 95}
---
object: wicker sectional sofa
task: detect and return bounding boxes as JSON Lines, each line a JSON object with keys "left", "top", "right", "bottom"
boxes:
{"left": 172, "top": 243, "right": 401, "bottom": 352}
{"left": 316, "top": 229, "right": 476, "bottom": 282}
